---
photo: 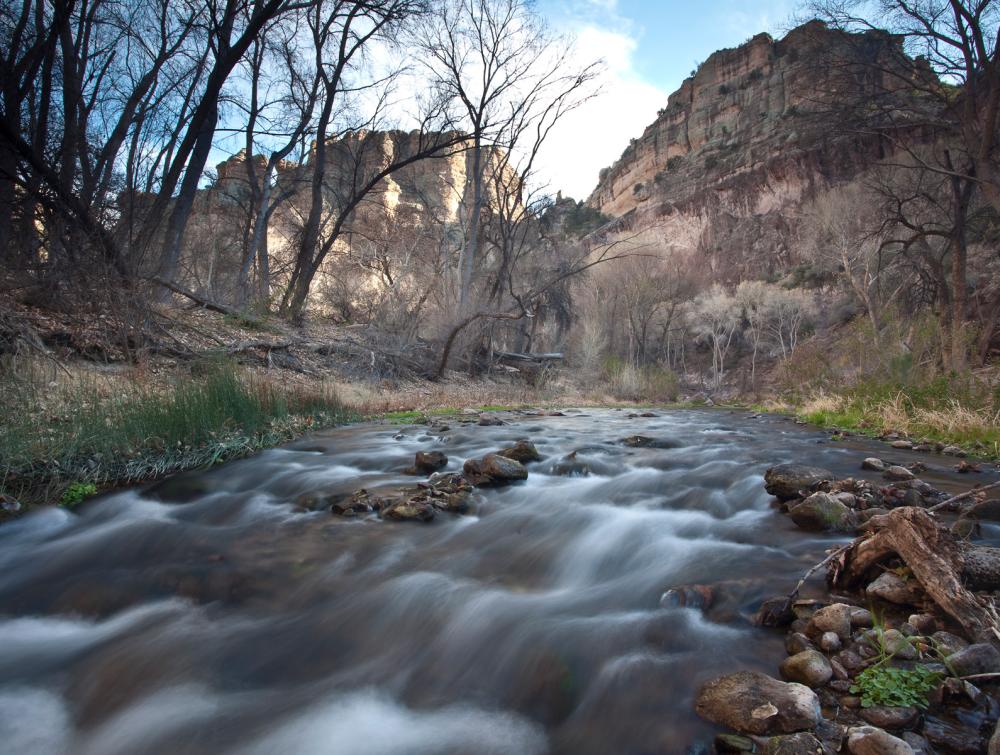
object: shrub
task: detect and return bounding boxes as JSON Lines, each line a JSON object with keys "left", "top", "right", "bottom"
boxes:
{"left": 850, "top": 665, "right": 940, "bottom": 709}
{"left": 60, "top": 482, "right": 97, "bottom": 508}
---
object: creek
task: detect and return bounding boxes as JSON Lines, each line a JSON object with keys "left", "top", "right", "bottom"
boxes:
{"left": 0, "top": 409, "right": 992, "bottom": 754}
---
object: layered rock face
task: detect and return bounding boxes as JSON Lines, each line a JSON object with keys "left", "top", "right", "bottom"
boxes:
{"left": 586, "top": 21, "right": 915, "bottom": 280}
{"left": 178, "top": 130, "right": 509, "bottom": 302}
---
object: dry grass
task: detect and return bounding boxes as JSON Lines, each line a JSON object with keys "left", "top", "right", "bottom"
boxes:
{"left": 797, "top": 386, "right": 1000, "bottom": 458}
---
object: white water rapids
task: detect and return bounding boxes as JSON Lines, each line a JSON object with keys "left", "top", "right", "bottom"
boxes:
{"left": 0, "top": 409, "right": 990, "bottom": 754}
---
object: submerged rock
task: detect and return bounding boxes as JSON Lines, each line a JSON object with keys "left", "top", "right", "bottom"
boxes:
{"left": 463, "top": 454, "right": 528, "bottom": 486}
{"left": 660, "top": 584, "right": 714, "bottom": 610}
{"left": 764, "top": 464, "right": 835, "bottom": 500}
{"left": 694, "top": 671, "right": 821, "bottom": 735}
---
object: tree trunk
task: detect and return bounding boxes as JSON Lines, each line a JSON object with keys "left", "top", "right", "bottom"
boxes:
{"left": 460, "top": 139, "right": 483, "bottom": 310}
{"left": 830, "top": 507, "right": 1000, "bottom": 645}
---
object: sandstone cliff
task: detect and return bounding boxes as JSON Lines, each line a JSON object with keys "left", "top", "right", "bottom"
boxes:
{"left": 586, "top": 21, "right": 917, "bottom": 280}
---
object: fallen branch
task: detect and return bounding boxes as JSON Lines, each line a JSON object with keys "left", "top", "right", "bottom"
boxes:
{"left": 784, "top": 542, "right": 855, "bottom": 611}
{"left": 830, "top": 507, "right": 1000, "bottom": 644}
{"left": 151, "top": 277, "right": 257, "bottom": 322}
{"left": 227, "top": 338, "right": 295, "bottom": 354}
{"left": 927, "top": 480, "right": 1000, "bottom": 513}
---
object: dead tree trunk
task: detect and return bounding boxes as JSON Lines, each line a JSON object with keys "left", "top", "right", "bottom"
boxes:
{"left": 829, "top": 507, "right": 1000, "bottom": 644}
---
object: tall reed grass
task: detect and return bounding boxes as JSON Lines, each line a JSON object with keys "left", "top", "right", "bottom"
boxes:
{"left": 0, "top": 359, "right": 354, "bottom": 505}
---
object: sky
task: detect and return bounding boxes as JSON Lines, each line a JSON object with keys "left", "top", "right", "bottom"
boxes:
{"left": 535, "top": 0, "right": 801, "bottom": 199}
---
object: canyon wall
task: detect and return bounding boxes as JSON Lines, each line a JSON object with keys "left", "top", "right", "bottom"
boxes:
{"left": 586, "top": 21, "right": 916, "bottom": 280}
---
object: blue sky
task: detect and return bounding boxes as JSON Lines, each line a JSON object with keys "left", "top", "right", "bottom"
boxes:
{"left": 535, "top": 0, "right": 801, "bottom": 198}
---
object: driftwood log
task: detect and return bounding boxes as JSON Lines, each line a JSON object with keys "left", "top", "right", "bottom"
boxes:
{"left": 828, "top": 507, "right": 1000, "bottom": 644}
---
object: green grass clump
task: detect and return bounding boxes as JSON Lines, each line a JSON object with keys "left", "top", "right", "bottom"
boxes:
{"left": 1, "top": 360, "right": 355, "bottom": 508}
{"left": 60, "top": 482, "right": 97, "bottom": 508}
{"left": 794, "top": 372, "right": 999, "bottom": 458}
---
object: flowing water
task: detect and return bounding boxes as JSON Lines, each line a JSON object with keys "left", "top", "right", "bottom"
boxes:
{"left": 1, "top": 409, "right": 996, "bottom": 754}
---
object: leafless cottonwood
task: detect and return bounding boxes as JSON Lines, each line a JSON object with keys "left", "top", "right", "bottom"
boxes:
{"left": 808, "top": 0, "right": 1000, "bottom": 368}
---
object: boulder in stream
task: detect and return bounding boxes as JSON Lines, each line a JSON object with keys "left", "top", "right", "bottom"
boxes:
{"left": 764, "top": 464, "right": 835, "bottom": 501}
{"left": 788, "top": 493, "right": 857, "bottom": 532}
{"left": 463, "top": 454, "right": 528, "bottom": 486}
{"left": 496, "top": 439, "right": 542, "bottom": 463}
{"left": 694, "top": 671, "right": 821, "bottom": 735}
{"left": 404, "top": 451, "right": 448, "bottom": 475}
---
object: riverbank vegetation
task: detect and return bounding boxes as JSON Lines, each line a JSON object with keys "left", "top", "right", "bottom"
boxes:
{"left": 0, "top": 358, "right": 353, "bottom": 512}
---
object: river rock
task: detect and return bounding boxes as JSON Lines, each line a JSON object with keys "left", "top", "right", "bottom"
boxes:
{"left": 463, "top": 454, "right": 528, "bottom": 486}
{"left": 694, "top": 671, "right": 821, "bottom": 735}
{"left": 851, "top": 608, "right": 874, "bottom": 627}
{"left": 421, "top": 473, "right": 473, "bottom": 513}
{"left": 880, "top": 629, "right": 918, "bottom": 660}
{"left": 945, "top": 643, "right": 1000, "bottom": 677}
{"left": 659, "top": 584, "right": 713, "bottom": 610}
{"left": 835, "top": 649, "right": 866, "bottom": 673}
{"left": 883, "top": 466, "right": 915, "bottom": 481}
{"left": 477, "top": 414, "right": 505, "bottom": 426}
{"left": 762, "top": 732, "right": 824, "bottom": 754}
{"left": 901, "top": 733, "right": 931, "bottom": 754}
{"left": 779, "top": 649, "right": 832, "bottom": 687}
{"left": 820, "top": 631, "right": 842, "bottom": 652}
{"left": 497, "top": 439, "right": 542, "bottom": 463}
{"left": 866, "top": 572, "right": 923, "bottom": 605}
{"left": 860, "top": 706, "right": 918, "bottom": 730}
{"left": 764, "top": 464, "right": 835, "bottom": 500}
{"left": 847, "top": 726, "right": 914, "bottom": 754}
{"left": 788, "top": 493, "right": 857, "bottom": 532}
{"left": 331, "top": 489, "right": 382, "bottom": 516}
{"left": 755, "top": 597, "right": 795, "bottom": 627}
{"left": 714, "top": 733, "right": 756, "bottom": 752}
{"left": 941, "top": 445, "right": 966, "bottom": 457}
{"left": 809, "top": 603, "right": 853, "bottom": 640}
{"left": 890, "top": 440, "right": 913, "bottom": 449}
{"left": 931, "top": 631, "right": 968, "bottom": 657}
{"left": 923, "top": 716, "right": 984, "bottom": 754}
{"left": 786, "top": 632, "right": 813, "bottom": 655}
{"left": 380, "top": 498, "right": 436, "bottom": 522}
{"left": 907, "top": 614, "right": 937, "bottom": 634}
{"left": 404, "top": 451, "right": 448, "bottom": 475}
{"left": 863, "top": 458, "right": 888, "bottom": 472}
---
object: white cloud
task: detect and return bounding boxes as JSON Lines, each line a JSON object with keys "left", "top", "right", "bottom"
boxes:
{"left": 531, "top": 23, "right": 668, "bottom": 201}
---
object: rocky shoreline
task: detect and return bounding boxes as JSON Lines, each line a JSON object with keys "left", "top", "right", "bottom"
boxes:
{"left": 694, "top": 458, "right": 1000, "bottom": 754}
